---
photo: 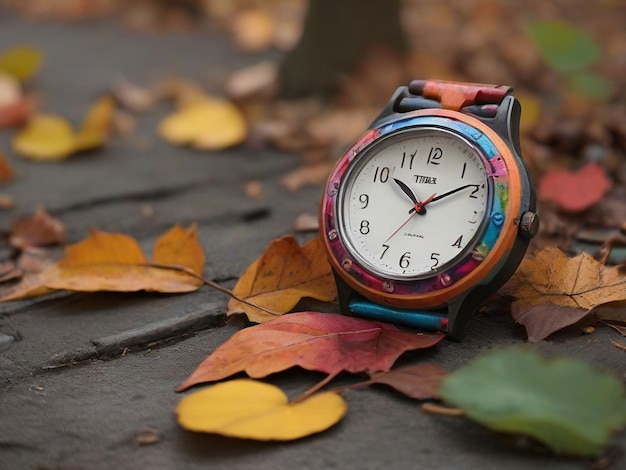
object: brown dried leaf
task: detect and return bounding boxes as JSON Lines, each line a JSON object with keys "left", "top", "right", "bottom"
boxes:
{"left": 502, "top": 247, "right": 626, "bottom": 341}
{"left": 10, "top": 207, "right": 66, "bottom": 249}
{"left": 367, "top": 363, "right": 448, "bottom": 400}
{"left": 0, "top": 151, "right": 14, "bottom": 183}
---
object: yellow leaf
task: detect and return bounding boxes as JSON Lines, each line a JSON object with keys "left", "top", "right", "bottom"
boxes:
{"left": 227, "top": 236, "right": 337, "bottom": 322}
{"left": 73, "top": 96, "right": 114, "bottom": 152}
{"left": 158, "top": 99, "right": 247, "bottom": 150}
{"left": 152, "top": 224, "right": 205, "bottom": 276}
{"left": 0, "top": 45, "right": 43, "bottom": 82}
{"left": 13, "top": 115, "right": 76, "bottom": 160}
{"left": 13, "top": 97, "right": 115, "bottom": 160}
{"left": 176, "top": 379, "right": 346, "bottom": 440}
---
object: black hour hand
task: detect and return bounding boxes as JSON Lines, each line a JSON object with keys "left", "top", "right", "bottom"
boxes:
{"left": 393, "top": 178, "right": 427, "bottom": 214}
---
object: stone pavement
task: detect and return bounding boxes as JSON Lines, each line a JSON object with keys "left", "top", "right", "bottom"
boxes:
{"left": 0, "top": 11, "right": 624, "bottom": 470}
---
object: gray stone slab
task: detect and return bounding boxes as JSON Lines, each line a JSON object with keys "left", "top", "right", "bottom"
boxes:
{"left": 1, "top": 315, "right": 622, "bottom": 470}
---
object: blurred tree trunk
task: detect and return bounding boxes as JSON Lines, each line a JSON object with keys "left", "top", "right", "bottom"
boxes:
{"left": 278, "top": 0, "right": 406, "bottom": 99}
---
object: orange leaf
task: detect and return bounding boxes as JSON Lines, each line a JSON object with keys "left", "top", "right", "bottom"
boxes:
{"left": 10, "top": 207, "right": 66, "bottom": 249}
{"left": 502, "top": 247, "right": 626, "bottom": 341}
{"left": 177, "top": 311, "right": 444, "bottom": 391}
{"left": 538, "top": 163, "right": 611, "bottom": 212}
{"left": 1, "top": 224, "right": 204, "bottom": 301}
{"left": 227, "top": 236, "right": 337, "bottom": 322}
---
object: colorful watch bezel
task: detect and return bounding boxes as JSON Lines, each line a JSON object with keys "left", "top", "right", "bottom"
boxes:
{"left": 320, "top": 108, "right": 522, "bottom": 309}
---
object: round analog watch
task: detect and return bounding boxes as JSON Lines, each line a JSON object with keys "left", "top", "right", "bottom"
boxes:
{"left": 320, "top": 80, "right": 538, "bottom": 339}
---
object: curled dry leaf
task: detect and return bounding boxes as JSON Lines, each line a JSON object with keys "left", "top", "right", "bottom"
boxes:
{"left": 12, "top": 96, "right": 115, "bottom": 160}
{"left": 0, "top": 72, "right": 21, "bottom": 108}
{"left": 227, "top": 236, "right": 336, "bottom": 323}
{"left": 177, "top": 311, "right": 444, "bottom": 391}
{"left": 538, "top": 162, "right": 611, "bottom": 212}
{"left": 10, "top": 207, "right": 66, "bottom": 249}
{"left": 502, "top": 247, "right": 626, "bottom": 341}
{"left": 176, "top": 379, "right": 346, "bottom": 441}
{"left": 1, "top": 224, "right": 204, "bottom": 301}
{"left": 158, "top": 98, "right": 247, "bottom": 150}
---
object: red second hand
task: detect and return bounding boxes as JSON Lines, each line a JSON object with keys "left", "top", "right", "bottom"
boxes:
{"left": 383, "top": 193, "right": 436, "bottom": 243}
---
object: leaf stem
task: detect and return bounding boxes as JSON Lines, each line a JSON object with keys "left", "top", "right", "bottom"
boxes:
{"left": 420, "top": 402, "right": 464, "bottom": 416}
{"left": 291, "top": 371, "right": 341, "bottom": 404}
{"left": 147, "top": 262, "right": 284, "bottom": 317}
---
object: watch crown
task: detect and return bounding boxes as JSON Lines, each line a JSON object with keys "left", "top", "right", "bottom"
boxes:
{"left": 519, "top": 211, "right": 540, "bottom": 238}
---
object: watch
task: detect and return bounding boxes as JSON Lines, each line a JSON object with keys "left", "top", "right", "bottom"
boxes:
{"left": 320, "top": 79, "right": 538, "bottom": 339}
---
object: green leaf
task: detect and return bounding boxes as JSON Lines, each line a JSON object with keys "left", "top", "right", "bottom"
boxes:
{"left": 439, "top": 347, "right": 626, "bottom": 456}
{"left": 568, "top": 72, "right": 614, "bottom": 100}
{"left": 0, "top": 46, "right": 43, "bottom": 82}
{"left": 526, "top": 21, "right": 601, "bottom": 73}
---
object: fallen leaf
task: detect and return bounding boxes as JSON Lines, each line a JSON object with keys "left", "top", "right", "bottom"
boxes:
{"left": 230, "top": 9, "right": 276, "bottom": 52}
{"left": 1, "top": 224, "right": 204, "bottom": 301}
{"left": 135, "top": 427, "right": 160, "bottom": 446}
{"left": 225, "top": 61, "right": 277, "bottom": 100}
{"left": 0, "top": 151, "right": 13, "bottom": 183}
{"left": 367, "top": 363, "right": 448, "bottom": 400}
{"left": 0, "top": 72, "right": 21, "bottom": 108}
{"left": 0, "top": 45, "right": 43, "bottom": 82}
{"left": 12, "top": 97, "right": 114, "bottom": 160}
{"left": 439, "top": 347, "right": 626, "bottom": 456}
{"left": 0, "top": 93, "right": 34, "bottom": 129}
{"left": 281, "top": 162, "right": 333, "bottom": 193}
{"left": 243, "top": 180, "right": 263, "bottom": 201}
{"left": 112, "top": 78, "right": 155, "bottom": 112}
{"left": 227, "top": 236, "right": 336, "bottom": 322}
{"left": 293, "top": 212, "right": 319, "bottom": 232}
{"left": 10, "top": 207, "right": 66, "bottom": 249}
{"left": 176, "top": 311, "right": 444, "bottom": 391}
{"left": 13, "top": 114, "right": 76, "bottom": 160}
{"left": 502, "top": 247, "right": 626, "bottom": 341}
{"left": 0, "top": 193, "right": 15, "bottom": 210}
{"left": 158, "top": 98, "right": 247, "bottom": 150}
{"left": 538, "top": 162, "right": 611, "bottom": 212}
{"left": 176, "top": 379, "right": 346, "bottom": 440}
{"left": 73, "top": 96, "right": 115, "bottom": 152}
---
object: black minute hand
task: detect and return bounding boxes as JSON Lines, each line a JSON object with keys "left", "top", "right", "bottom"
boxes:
{"left": 393, "top": 178, "right": 427, "bottom": 215}
{"left": 408, "top": 184, "right": 479, "bottom": 214}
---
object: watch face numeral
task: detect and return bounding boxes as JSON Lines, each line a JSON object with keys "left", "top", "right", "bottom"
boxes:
{"left": 452, "top": 235, "right": 463, "bottom": 248}
{"left": 359, "top": 220, "right": 370, "bottom": 235}
{"left": 401, "top": 150, "right": 417, "bottom": 170}
{"left": 342, "top": 130, "right": 489, "bottom": 279}
{"left": 430, "top": 252, "right": 440, "bottom": 270}
{"left": 373, "top": 166, "right": 390, "bottom": 183}
{"left": 469, "top": 184, "right": 484, "bottom": 198}
{"left": 427, "top": 147, "right": 442, "bottom": 165}
{"left": 399, "top": 252, "right": 411, "bottom": 269}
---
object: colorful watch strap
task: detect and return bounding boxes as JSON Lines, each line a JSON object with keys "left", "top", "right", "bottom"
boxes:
{"left": 408, "top": 79, "right": 512, "bottom": 111}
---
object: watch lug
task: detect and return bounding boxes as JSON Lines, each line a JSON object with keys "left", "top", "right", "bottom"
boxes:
{"left": 477, "top": 95, "right": 523, "bottom": 157}
{"left": 368, "top": 86, "right": 408, "bottom": 128}
{"left": 332, "top": 269, "right": 356, "bottom": 315}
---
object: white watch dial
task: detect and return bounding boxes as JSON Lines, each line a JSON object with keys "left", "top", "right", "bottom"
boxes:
{"left": 338, "top": 128, "right": 490, "bottom": 279}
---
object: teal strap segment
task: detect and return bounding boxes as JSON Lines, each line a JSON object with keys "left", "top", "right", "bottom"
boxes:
{"left": 349, "top": 298, "right": 448, "bottom": 332}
